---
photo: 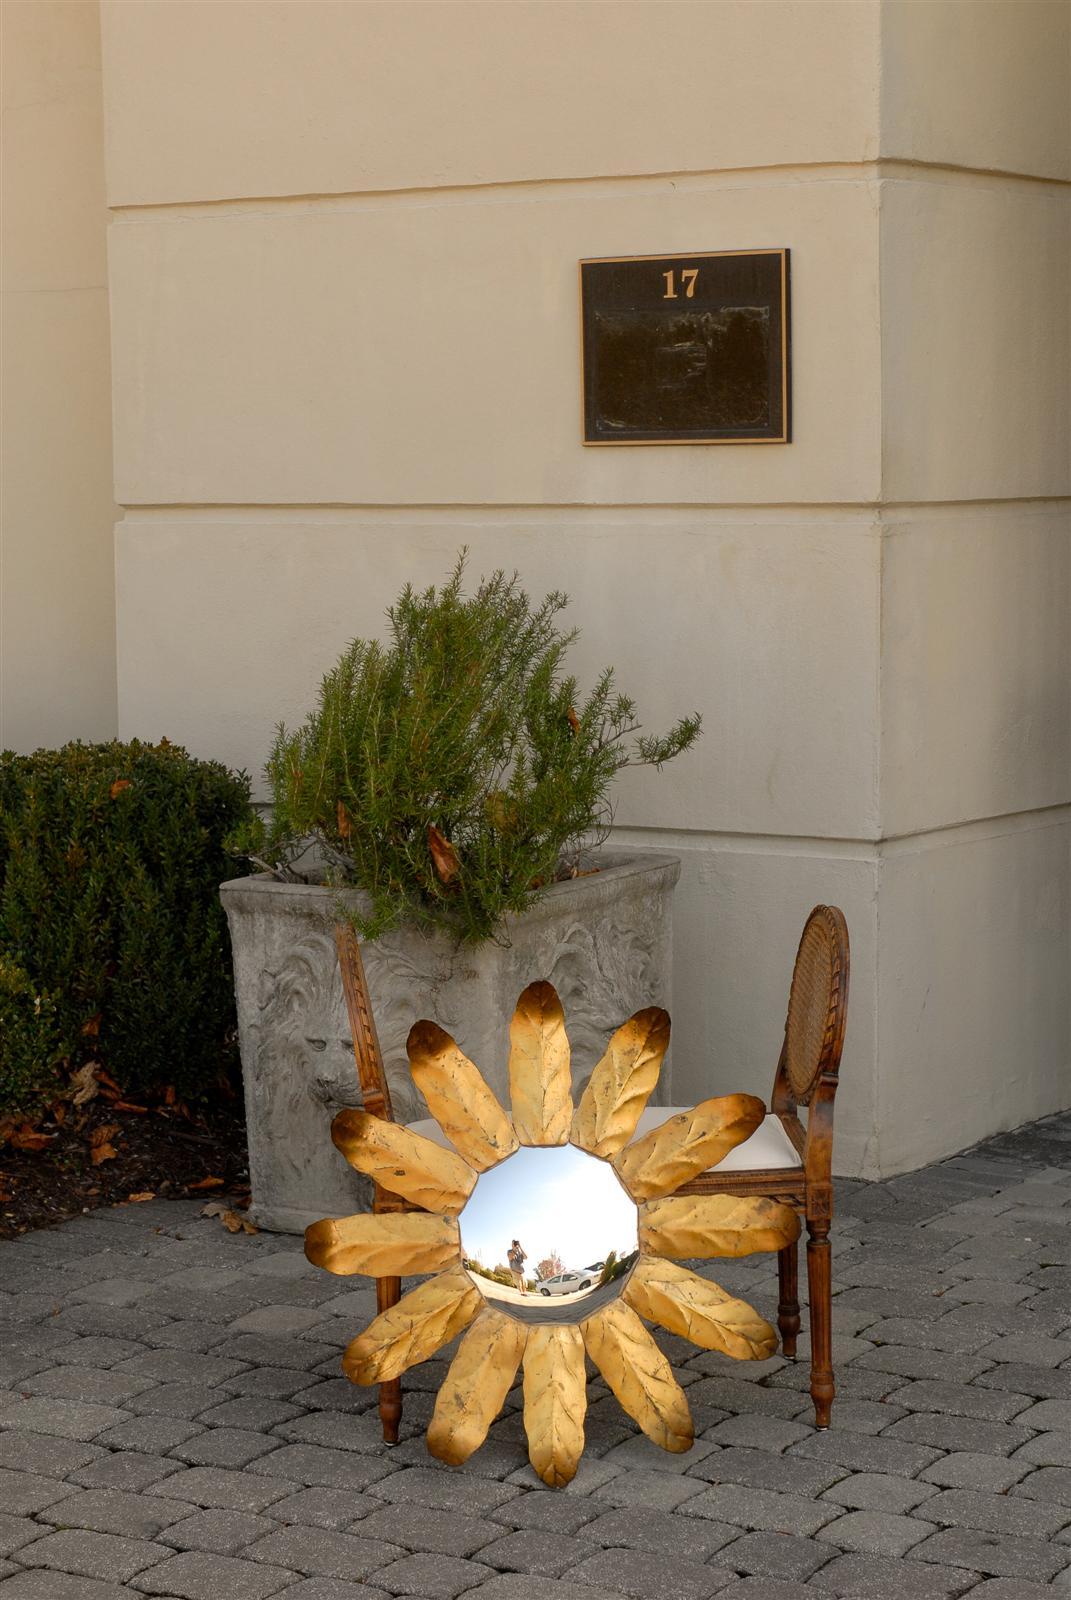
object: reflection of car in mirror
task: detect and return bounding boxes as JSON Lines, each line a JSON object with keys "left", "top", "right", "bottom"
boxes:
{"left": 538, "top": 1269, "right": 596, "bottom": 1297}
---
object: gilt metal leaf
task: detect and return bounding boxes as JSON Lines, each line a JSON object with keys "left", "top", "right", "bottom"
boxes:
{"left": 407, "top": 1021, "right": 518, "bottom": 1172}
{"left": 330, "top": 1108, "right": 476, "bottom": 1213}
{"left": 522, "top": 1324, "right": 587, "bottom": 1487}
{"left": 508, "top": 980, "right": 572, "bottom": 1146}
{"left": 570, "top": 1007, "right": 670, "bottom": 1158}
{"left": 624, "top": 1255, "right": 779, "bottom": 1360}
{"left": 304, "top": 1212, "right": 459, "bottom": 1278}
{"left": 582, "top": 1297, "right": 693, "bottom": 1453}
{"left": 342, "top": 1266, "right": 482, "bottom": 1385}
{"left": 613, "top": 1094, "right": 767, "bottom": 1201}
{"left": 639, "top": 1194, "right": 801, "bottom": 1259}
{"left": 427, "top": 1308, "right": 528, "bottom": 1465}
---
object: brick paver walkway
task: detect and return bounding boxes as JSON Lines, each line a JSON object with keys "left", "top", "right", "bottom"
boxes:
{"left": 1, "top": 1112, "right": 1070, "bottom": 1599}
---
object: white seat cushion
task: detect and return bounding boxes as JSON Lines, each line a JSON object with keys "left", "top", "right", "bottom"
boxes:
{"left": 406, "top": 1108, "right": 799, "bottom": 1173}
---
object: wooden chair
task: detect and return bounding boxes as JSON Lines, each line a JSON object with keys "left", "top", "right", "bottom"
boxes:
{"left": 657, "top": 903, "right": 850, "bottom": 1426}
{"left": 333, "top": 905, "right": 849, "bottom": 1440}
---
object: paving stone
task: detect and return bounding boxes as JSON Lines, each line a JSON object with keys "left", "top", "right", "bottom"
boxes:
{"left": 503, "top": 1456, "right": 621, "bottom": 1496}
{"left": 274, "top": 1411, "right": 393, "bottom": 1455}
{"left": 115, "top": 1349, "right": 247, "bottom": 1386}
{"left": 230, "top": 1306, "right": 330, "bottom": 1336}
{"left": 170, "top": 1426, "right": 285, "bottom": 1468}
{"left": 487, "top": 1491, "right": 603, "bottom": 1536}
{"left": 703, "top": 1414, "right": 813, "bottom": 1453}
{"left": 126, "top": 1382, "right": 224, "bottom": 1419}
{"left": 919, "top": 1485, "right": 1071, "bottom": 1538}
{"left": 18, "top": 1526, "right": 163, "bottom": 1582}
{"left": 368, "top": 1465, "right": 519, "bottom": 1514}
{"left": 38, "top": 1486, "right": 194, "bottom": 1539}
{"left": 246, "top": 1526, "right": 402, "bottom": 1581}
{"left": 481, "top": 1580, "right": 642, "bottom": 1600}
{"left": 221, "top": 1366, "right": 314, "bottom": 1400}
{"left": 789, "top": 1429, "right": 941, "bottom": 1477}
{"left": 1013, "top": 1397, "right": 1071, "bottom": 1430}
{"left": 683, "top": 1376, "right": 811, "bottom": 1419}
{"left": 0, "top": 1466, "right": 79, "bottom": 1514}
{"left": 591, "top": 1467, "right": 706, "bottom": 1509}
{"left": 0, "top": 1395, "right": 127, "bottom": 1440}
{"left": 807, "top": 1551, "right": 980, "bottom": 1596}
{"left": 565, "top": 1546, "right": 732, "bottom": 1598}
{"left": 686, "top": 1445, "right": 845, "bottom": 1498}
{"left": 0, "top": 1429, "right": 104, "bottom": 1476}
{"left": 66, "top": 1450, "right": 184, "bottom": 1492}
{"left": 249, "top": 1443, "right": 400, "bottom": 1491}
{"left": 853, "top": 1346, "right": 992, "bottom": 1383}
{"left": 821, "top": 1471, "right": 939, "bottom": 1513}
{"left": 1013, "top": 1465, "right": 1071, "bottom": 1505}
{"left": 290, "top": 1379, "right": 378, "bottom": 1416}
{"left": 967, "top": 1583, "right": 1071, "bottom": 1600}
{"left": 579, "top": 1505, "right": 736, "bottom": 1559}
{"left": 141, "top": 1320, "right": 233, "bottom": 1353}
{"left": 147, "top": 1464, "right": 298, "bottom": 1512}
{"left": 195, "top": 1395, "right": 302, "bottom": 1430}
{"left": 710, "top": 1528, "right": 834, "bottom": 1581}
{"left": 161, "top": 1508, "right": 279, "bottom": 1554}
{"left": 820, "top": 1398, "right": 907, "bottom": 1435}
{"left": 886, "top": 1380, "right": 1034, "bottom": 1422}
{"left": 711, "top": 1583, "right": 815, "bottom": 1600}
{"left": 0, "top": 1517, "right": 45, "bottom": 1559}
{"left": 95, "top": 1415, "right": 206, "bottom": 1452}
{"left": 355, "top": 1504, "right": 500, "bottom": 1557}
{"left": 1013, "top": 1430, "right": 1071, "bottom": 1467}
{"left": 883, "top": 1412, "right": 1037, "bottom": 1456}
{"left": 911, "top": 1526, "right": 1071, "bottom": 1582}
{"left": 598, "top": 1432, "right": 718, "bottom": 1474}
{"left": 472, "top": 1529, "right": 594, "bottom": 1577}
{"left": 134, "top": 1549, "right": 297, "bottom": 1598}
{"left": 942, "top": 1278, "right": 1034, "bottom": 1306}
{"left": 264, "top": 1487, "right": 374, "bottom": 1529}
{"left": 0, "top": 1574, "right": 138, "bottom": 1600}
{"left": 682, "top": 1481, "right": 839, "bottom": 1537}
{"left": 213, "top": 1335, "right": 336, "bottom": 1372}
{"left": 919, "top": 1452, "right": 1033, "bottom": 1492}
{"left": 22, "top": 1365, "right": 148, "bottom": 1406}
{"left": 975, "top": 1360, "right": 1071, "bottom": 1399}
{"left": 815, "top": 1508, "right": 934, "bottom": 1555}
{"left": 40, "top": 1336, "right": 147, "bottom": 1369}
{"left": 274, "top": 1583, "right": 393, "bottom": 1600}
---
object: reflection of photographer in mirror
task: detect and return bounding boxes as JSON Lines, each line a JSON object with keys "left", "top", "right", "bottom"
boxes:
{"left": 507, "top": 1239, "right": 528, "bottom": 1294}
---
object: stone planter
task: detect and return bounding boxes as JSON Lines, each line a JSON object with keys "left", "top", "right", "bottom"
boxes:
{"left": 221, "top": 853, "right": 680, "bottom": 1232}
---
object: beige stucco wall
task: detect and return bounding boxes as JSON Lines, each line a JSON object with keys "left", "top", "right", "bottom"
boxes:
{"left": 1, "top": 0, "right": 117, "bottom": 751}
{"left": 100, "top": 0, "right": 1070, "bottom": 1177}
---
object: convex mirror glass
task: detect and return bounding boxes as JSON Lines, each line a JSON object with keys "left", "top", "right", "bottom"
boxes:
{"left": 460, "top": 1144, "right": 639, "bottom": 1323}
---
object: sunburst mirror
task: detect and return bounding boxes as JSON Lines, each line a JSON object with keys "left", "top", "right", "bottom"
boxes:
{"left": 305, "top": 981, "right": 800, "bottom": 1487}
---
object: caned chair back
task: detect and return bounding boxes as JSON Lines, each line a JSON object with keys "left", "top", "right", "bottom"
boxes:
{"left": 779, "top": 904, "right": 849, "bottom": 1109}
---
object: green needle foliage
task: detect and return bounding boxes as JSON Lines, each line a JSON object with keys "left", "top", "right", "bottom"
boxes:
{"left": 246, "top": 555, "right": 701, "bottom": 944}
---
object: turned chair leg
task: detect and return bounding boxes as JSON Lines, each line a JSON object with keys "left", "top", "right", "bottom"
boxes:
{"left": 376, "top": 1275, "right": 402, "bottom": 1444}
{"left": 806, "top": 1216, "right": 834, "bottom": 1428}
{"left": 777, "top": 1239, "right": 800, "bottom": 1359}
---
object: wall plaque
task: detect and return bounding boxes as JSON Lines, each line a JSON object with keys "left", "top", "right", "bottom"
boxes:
{"left": 579, "top": 249, "right": 790, "bottom": 445}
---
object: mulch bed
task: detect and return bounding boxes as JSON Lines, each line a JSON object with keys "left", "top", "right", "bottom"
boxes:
{"left": 0, "top": 1091, "right": 250, "bottom": 1239}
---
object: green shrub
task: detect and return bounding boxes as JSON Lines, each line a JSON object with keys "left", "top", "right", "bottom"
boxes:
{"left": 0, "top": 959, "right": 65, "bottom": 1121}
{"left": 248, "top": 555, "right": 700, "bottom": 944}
{"left": 0, "top": 739, "right": 254, "bottom": 1110}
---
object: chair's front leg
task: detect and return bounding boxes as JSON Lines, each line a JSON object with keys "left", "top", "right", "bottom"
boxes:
{"left": 806, "top": 1215, "right": 834, "bottom": 1428}
{"left": 777, "top": 1239, "right": 800, "bottom": 1359}
{"left": 376, "top": 1274, "right": 402, "bottom": 1444}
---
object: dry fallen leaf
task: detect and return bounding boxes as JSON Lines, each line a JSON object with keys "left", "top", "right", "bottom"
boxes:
{"left": 188, "top": 1175, "right": 224, "bottom": 1191}
{"left": 163, "top": 1086, "right": 177, "bottom": 1107}
{"left": 567, "top": 706, "right": 581, "bottom": 735}
{"left": 2, "top": 1123, "right": 55, "bottom": 1152}
{"left": 81, "top": 1014, "right": 102, "bottom": 1038}
{"left": 110, "top": 779, "right": 132, "bottom": 799}
{"left": 427, "top": 824, "right": 460, "bottom": 885}
{"left": 126, "top": 1191, "right": 154, "bottom": 1203}
{"left": 201, "top": 1200, "right": 258, "bottom": 1235}
{"left": 90, "top": 1123, "right": 120, "bottom": 1147}
{"left": 112, "top": 1102, "right": 148, "bottom": 1115}
{"left": 336, "top": 799, "right": 352, "bottom": 839}
{"left": 90, "top": 1143, "right": 117, "bottom": 1166}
